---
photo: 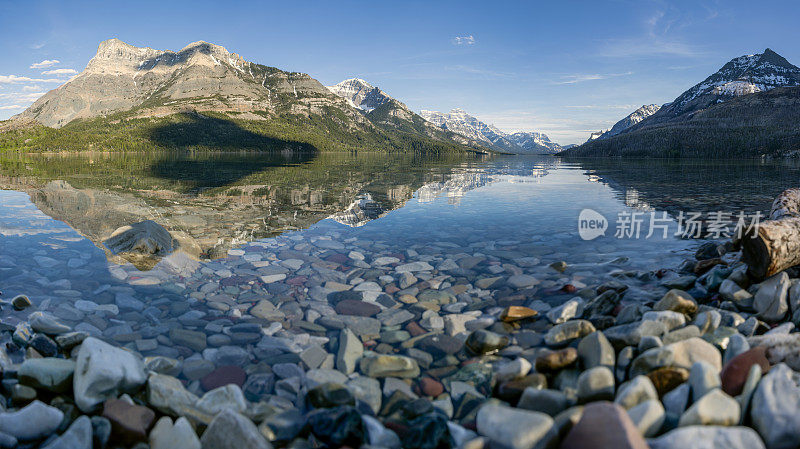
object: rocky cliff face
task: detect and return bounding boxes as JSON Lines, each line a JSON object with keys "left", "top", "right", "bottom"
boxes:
{"left": 19, "top": 39, "right": 358, "bottom": 128}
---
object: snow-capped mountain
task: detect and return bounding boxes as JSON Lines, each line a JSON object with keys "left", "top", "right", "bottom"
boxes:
{"left": 668, "top": 48, "right": 800, "bottom": 115}
{"left": 420, "top": 109, "right": 518, "bottom": 152}
{"left": 326, "top": 78, "right": 393, "bottom": 112}
{"left": 600, "top": 104, "right": 661, "bottom": 139}
{"left": 562, "top": 48, "right": 800, "bottom": 157}
{"left": 420, "top": 109, "right": 561, "bottom": 154}
{"left": 507, "top": 132, "right": 562, "bottom": 154}
{"left": 585, "top": 130, "right": 607, "bottom": 143}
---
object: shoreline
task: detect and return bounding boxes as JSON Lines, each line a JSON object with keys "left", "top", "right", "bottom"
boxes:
{"left": 1, "top": 229, "right": 793, "bottom": 449}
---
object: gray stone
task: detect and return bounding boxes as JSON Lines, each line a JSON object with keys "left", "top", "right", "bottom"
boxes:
{"left": 546, "top": 298, "right": 584, "bottom": 324}
{"left": 641, "top": 311, "right": 686, "bottom": 331}
{"left": 40, "top": 415, "right": 92, "bottom": 449}
{"left": 517, "top": 388, "right": 572, "bottom": 417}
{"left": 688, "top": 361, "right": 721, "bottom": 401}
{"left": 28, "top": 312, "right": 71, "bottom": 335}
{"left": 604, "top": 320, "right": 667, "bottom": 347}
{"left": 577, "top": 331, "right": 615, "bottom": 370}
{"left": 577, "top": 366, "right": 615, "bottom": 403}
{"left": 347, "top": 376, "right": 381, "bottom": 414}
{"left": 738, "top": 364, "right": 762, "bottom": 424}
{"left": 360, "top": 353, "right": 419, "bottom": 378}
{"left": 200, "top": 409, "right": 272, "bottom": 449}
{"left": 678, "top": 389, "right": 740, "bottom": 427}
{"left": 720, "top": 279, "right": 754, "bottom": 305}
{"left": 630, "top": 337, "right": 721, "bottom": 377}
{"left": 104, "top": 220, "right": 174, "bottom": 256}
{"left": 18, "top": 358, "right": 75, "bottom": 393}
{"left": 649, "top": 426, "right": 766, "bottom": 449}
{"left": 0, "top": 400, "right": 64, "bottom": 441}
{"left": 336, "top": 328, "right": 363, "bottom": 375}
{"left": 545, "top": 320, "right": 596, "bottom": 347}
{"left": 753, "top": 272, "right": 790, "bottom": 322}
{"left": 73, "top": 337, "right": 147, "bottom": 412}
{"left": 750, "top": 363, "right": 800, "bottom": 448}
{"left": 149, "top": 416, "right": 201, "bottom": 449}
{"left": 476, "top": 402, "right": 556, "bottom": 449}
{"left": 196, "top": 384, "right": 247, "bottom": 415}
{"left": 147, "top": 373, "right": 200, "bottom": 417}
{"left": 299, "top": 345, "right": 328, "bottom": 370}
{"left": 628, "top": 399, "right": 665, "bottom": 437}
{"left": 507, "top": 274, "right": 540, "bottom": 289}
{"left": 662, "top": 383, "right": 690, "bottom": 422}
{"left": 615, "top": 375, "right": 658, "bottom": 410}
{"left": 363, "top": 415, "right": 401, "bottom": 449}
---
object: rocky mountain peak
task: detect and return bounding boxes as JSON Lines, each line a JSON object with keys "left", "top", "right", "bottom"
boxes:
{"left": 326, "top": 78, "right": 394, "bottom": 112}
{"left": 672, "top": 48, "right": 800, "bottom": 112}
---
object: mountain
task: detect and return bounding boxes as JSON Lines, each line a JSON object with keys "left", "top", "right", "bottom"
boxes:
{"left": 327, "top": 78, "right": 393, "bottom": 112}
{"left": 420, "top": 109, "right": 561, "bottom": 154}
{"left": 507, "top": 132, "right": 562, "bottom": 154}
{"left": 562, "top": 49, "right": 800, "bottom": 157}
{"left": 325, "top": 78, "right": 473, "bottom": 146}
{"left": 6, "top": 39, "right": 482, "bottom": 154}
{"left": 597, "top": 104, "right": 661, "bottom": 139}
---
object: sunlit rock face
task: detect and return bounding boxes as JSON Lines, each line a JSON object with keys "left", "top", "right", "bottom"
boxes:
{"left": 16, "top": 38, "right": 356, "bottom": 128}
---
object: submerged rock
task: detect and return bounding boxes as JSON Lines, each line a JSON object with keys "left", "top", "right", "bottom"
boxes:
{"left": 73, "top": 337, "right": 147, "bottom": 412}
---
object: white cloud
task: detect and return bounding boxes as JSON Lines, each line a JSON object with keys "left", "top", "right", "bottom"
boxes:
{"left": 29, "top": 59, "right": 60, "bottom": 69}
{"left": 0, "top": 105, "right": 22, "bottom": 110}
{"left": 0, "top": 75, "right": 61, "bottom": 84}
{"left": 452, "top": 35, "right": 476, "bottom": 46}
{"left": 553, "top": 71, "right": 633, "bottom": 85}
{"left": 0, "top": 92, "right": 47, "bottom": 102}
{"left": 22, "top": 85, "right": 40, "bottom": 92}
{"left": 41, "top": 68, "right": 77, "bottom": 76}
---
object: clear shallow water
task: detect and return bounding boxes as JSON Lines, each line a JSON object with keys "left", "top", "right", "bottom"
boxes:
{"left": 0, "top": 152, "right": 795, "bottom": 360}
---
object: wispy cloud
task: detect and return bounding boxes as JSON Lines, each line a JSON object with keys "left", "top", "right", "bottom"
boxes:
{"left": 445, "top": 65, "right": 515, "bottom": 79}
{"left": 452, "top": 35, "right": 475, "bottom": 46}
{"left": 0, "top": 105, "right": 22, "bottom": 110}
{"left": 565, "top": 104, "right": 640, "bottom": 110}
{"left": 553, "top": 71, "right": 633, "bottom": 85}
{"left": 0, "top": 92, "right": 47, "bottom": 102}
{"left": 29, "top": 59, "right": 60, "bottom": 69}
{"left": 41, "top": 68, "right": 77, "bottom": 76}
{"left": 597, "top": 8, "right": 708, "bottom": 58}
{"left": 0, "top": 75, "right": 61, "bottom": 84}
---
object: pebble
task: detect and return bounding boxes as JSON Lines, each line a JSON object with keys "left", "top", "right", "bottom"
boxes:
{"left": 476, "top": 402, "right": 556, "bottom": 449}
{"left": 0, "top": 400, "right": 64, "bottom": 441}
{"left": 200, "top": 409, "right": 271, "bottom": 449}
{"left": 73, "top": 337, "right": 147, "bottom": 412}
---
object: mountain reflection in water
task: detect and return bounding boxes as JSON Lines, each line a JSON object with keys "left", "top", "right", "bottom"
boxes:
{"left": 0, "top": 152, "right": 555, "bottom": 268}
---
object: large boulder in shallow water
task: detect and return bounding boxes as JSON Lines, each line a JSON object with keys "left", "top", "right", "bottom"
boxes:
{"left": 103, "top": 220, "right": 175, "bottom": 256}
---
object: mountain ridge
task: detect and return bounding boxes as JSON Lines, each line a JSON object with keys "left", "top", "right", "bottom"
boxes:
{"left": 420, "top": 108, "right": 562, "bottom": 154}
{"left": 563, "top": 48, "right": 800, "bottom": 157}
{"left": 7, "top": 38, "right": 484, "bottom": 154}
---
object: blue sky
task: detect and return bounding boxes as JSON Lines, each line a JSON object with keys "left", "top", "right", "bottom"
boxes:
{"left": 1, "top": 0, "right": 799, "bottom": 144}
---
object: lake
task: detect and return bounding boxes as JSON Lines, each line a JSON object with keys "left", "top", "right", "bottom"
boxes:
{"left": 0, "top": 151, "right": 793, "bottom": 384}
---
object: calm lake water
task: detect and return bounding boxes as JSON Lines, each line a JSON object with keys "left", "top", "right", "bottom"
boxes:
{"left": 0, "top": 152, "right": 796, "bottom": 361}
